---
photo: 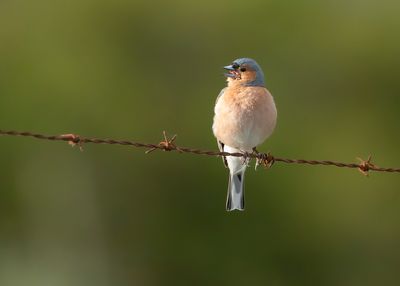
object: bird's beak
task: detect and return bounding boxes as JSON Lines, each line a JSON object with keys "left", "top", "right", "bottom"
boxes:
{"left": 223, "top": 65, "right": 241, "bottom": 79}
{"left": 224, "top": 65, "right": 235, "bottom": 71}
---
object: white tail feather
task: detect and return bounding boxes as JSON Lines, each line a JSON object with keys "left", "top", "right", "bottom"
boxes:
{"left": 224, "top": 145, "right": 249, "bottom": 211}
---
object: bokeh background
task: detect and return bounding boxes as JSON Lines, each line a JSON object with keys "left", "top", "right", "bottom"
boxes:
{"left": 1, "top": 0, "right": 400, "bottom": 285}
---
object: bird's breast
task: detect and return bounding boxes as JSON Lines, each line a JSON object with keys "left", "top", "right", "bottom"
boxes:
{"left": 213, "top": 86, "right": 277, "bottom": 149}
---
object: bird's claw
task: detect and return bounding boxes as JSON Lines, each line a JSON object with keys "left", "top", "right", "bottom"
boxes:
{"left": 241, "top": 151, "right": 252, "bottom": 167}
{"left": 252, "top": 148, "right": 261, "bottom": 170}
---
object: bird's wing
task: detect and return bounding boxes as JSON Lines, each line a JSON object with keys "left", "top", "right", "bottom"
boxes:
{"left": 215, "top": 87, "right": 228, "bottom": 167}
{"left": 215, "top": 87, "right": 227, "bottom": 105}
{"left": 217, "top": 140, "right": 224, "bottom": 153}
{"left": 218, "top": 140, "right": 228, "bottom": 168}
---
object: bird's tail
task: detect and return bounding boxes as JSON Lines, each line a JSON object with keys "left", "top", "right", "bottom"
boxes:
{"left": 226, "top": 170, "right": 245, "bottom": 211}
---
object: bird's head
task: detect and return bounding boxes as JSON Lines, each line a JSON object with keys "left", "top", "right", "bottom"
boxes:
{"left": 224, "top": 58, "right": 265, "bottom": 87}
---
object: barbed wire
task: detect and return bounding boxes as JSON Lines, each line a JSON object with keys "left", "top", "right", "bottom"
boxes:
{"left": 1, "top": 129, "right": 399, "bottom": 175}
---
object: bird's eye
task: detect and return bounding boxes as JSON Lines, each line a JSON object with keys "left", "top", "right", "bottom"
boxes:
{"left": 240, "top": 67, "right": 247, "bottom": 72}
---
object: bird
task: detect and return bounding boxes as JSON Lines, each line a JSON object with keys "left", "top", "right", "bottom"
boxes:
{"left": 212, "top": 58, "right": 277, "bottom": 211}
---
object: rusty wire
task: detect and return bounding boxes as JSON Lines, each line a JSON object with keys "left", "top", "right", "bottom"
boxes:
{"left": 1, "top": 129, "right": 399, "bottom": 175}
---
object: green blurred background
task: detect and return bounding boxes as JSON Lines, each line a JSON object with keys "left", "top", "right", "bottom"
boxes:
{"left": 1, "top": 0, "right": 400, "bottom": 285}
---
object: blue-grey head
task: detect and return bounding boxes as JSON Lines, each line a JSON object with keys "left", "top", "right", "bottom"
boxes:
{"left": 223, "top": 58, "right": 265, "bottom": 87}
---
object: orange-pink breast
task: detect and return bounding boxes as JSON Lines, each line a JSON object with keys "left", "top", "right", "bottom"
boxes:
{"left": 213, "top": 86, "right": 277, "bottom": 150}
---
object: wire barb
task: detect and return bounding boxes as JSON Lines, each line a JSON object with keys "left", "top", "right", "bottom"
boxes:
{"left": 1, "top": 129, "right": 399, "bottom": 175}
{"left": 145, "top": 131, "right": 179, "bottom": 154}
{"left": 256, "top": 152, "right": 275, "bottom": 169}
{"left": 60, "top": 134, "right": 84, "bottom": 151}
{"left": 357, "top": 155, "right": 375, "bottom": 176}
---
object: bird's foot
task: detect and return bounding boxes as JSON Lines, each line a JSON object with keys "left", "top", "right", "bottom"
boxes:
{"left": 241, "top": 151, "right": 252, "bottom": 167}
{"left": 253, "top": 148, "right": 261, "bottom": 170}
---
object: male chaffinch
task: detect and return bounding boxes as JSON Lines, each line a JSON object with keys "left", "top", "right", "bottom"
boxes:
{"left": 212, "top": 58, "right": 277, "bottom": 211}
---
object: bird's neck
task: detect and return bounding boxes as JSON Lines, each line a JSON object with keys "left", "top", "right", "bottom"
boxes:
{"left": 227, "top": 78, "right": 244, "bottom": 88}
{"left": 227, "top": 79, "right": 264, "bottom": 88}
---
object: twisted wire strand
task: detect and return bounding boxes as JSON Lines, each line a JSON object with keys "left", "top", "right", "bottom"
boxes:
{"left": 1, "top": 129, "right": 399, "bottom": 174}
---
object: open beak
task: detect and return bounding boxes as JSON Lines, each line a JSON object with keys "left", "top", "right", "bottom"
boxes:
{"left": 223, "top": 65, "right": 241, "bottom": 79}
